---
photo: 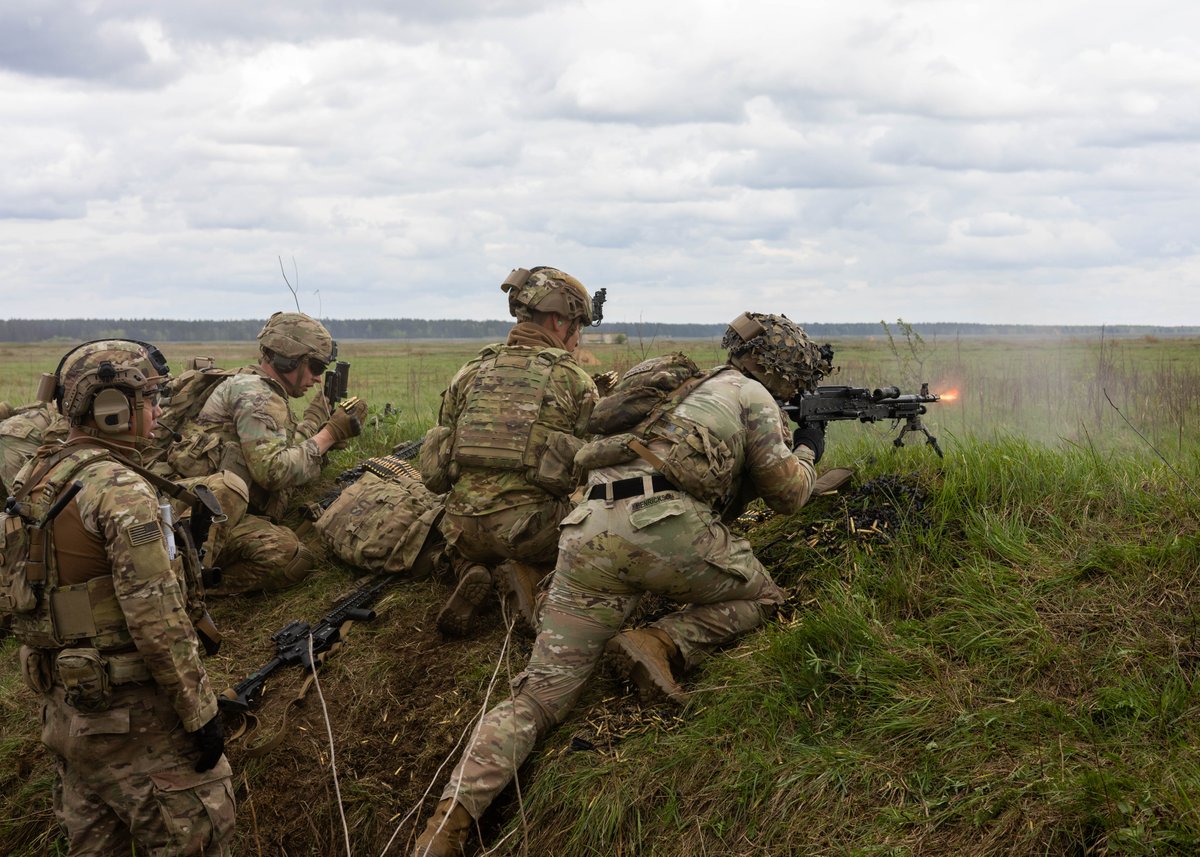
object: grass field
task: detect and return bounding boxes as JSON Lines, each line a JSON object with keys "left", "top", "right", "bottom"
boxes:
{"left": 1, "top": 331, "right": 1198, "bottom": 856}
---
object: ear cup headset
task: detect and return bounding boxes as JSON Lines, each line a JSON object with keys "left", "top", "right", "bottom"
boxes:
{"left": 43, "top": 339, "right": 170, "bottom": 434}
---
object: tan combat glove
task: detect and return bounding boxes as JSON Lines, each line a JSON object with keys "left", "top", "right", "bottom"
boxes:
{"left": 324, "top": 396, "right": 368, "bottom": 444}
{"left": 298, "top": 390, "right": 333, "bottom": 439}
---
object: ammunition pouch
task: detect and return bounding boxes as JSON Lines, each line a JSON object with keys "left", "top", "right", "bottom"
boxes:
{"left": 19, "top": 645, "right": 53, "bottom": 695}
{"left": 56, "top": 647, "right": 112, "bottom": 712}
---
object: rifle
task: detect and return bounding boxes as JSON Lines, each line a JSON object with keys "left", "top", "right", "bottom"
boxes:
{"left": 218, "top": 576, "right": 393, "bottom": 713}
{"left": 322, "top": 360, "right": 351, "bottom": 406}
{"left": 784, "top": 383, "right": 943, "bottom": 457}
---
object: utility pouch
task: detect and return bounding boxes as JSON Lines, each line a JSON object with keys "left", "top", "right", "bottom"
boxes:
{"left": 530, "top": 431, "right": 585, "bottom": 496}
{"left": 18, "top": 645, "right": 54, "bottom": 695}
{"left": 56, "top": 647, "right": 111, "bottom": 712}
{"left": 419, "top": 425, "right": 455, "bottom": 493}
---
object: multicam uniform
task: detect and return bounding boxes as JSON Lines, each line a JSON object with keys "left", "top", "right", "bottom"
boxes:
{"left": 0, "top": 402, "right": 68, "bottom": 494}
{"left": 423, "top": 323, "right": 599, "bottom": 575}
{"left": 438, "top": 367, "right": 816, "bottom": 819}
{"left": 165, "top": 369, "right": 320, "bottom": 593}
{"left": 11, "top": 439, "right": 234, "bottom": 855}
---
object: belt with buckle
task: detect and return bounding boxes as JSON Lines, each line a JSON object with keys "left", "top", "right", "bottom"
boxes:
{"left": 586, "top": 473, "right": 675, "bottom": 501}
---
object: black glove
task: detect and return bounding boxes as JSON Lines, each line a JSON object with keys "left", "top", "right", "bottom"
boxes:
{"left": 190, "top": 714, "right": 225, "bottom": 772}
{"left": 793, "top": 422, "right": 826, "bottom": 465}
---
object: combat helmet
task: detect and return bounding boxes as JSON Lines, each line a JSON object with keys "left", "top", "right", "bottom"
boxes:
{"left": 257, "top": 311, "right": 337, "bottom": 373}
{"left": 722, "top": 312, "right": 833, "bottom": 399}
{"left": 48, "top": 339, "right": 171, "bottom": 435}
{"left": 501, "top": 267, "right": 595, "bottom": 325}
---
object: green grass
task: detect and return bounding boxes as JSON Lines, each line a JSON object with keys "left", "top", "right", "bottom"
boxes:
{"left": 2, "top": 334, "right": 1200, "bottom": 855}
{"left": 487, "top": 433, "right": 1200, "bottom": 856}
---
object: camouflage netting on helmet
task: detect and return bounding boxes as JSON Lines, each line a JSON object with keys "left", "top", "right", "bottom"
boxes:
{"left": 502, "top": 267, "right": 593, "bottom": 324}
{"left": 721, "top": 312, "right": 832, "bottom": 395}
{"left": 57, "top": 340, "right": 170, "bottom": 423}
{"left": 257, "top": 311, "right": 336, "bottom": 363}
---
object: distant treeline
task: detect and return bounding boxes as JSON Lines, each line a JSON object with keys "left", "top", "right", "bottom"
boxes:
{"left": 0, "top": 318, "right": 1196, "bottom": 343}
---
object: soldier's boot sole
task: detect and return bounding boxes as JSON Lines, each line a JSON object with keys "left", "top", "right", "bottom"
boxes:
{"left": 436, "top": 565, "right": 492, "bottom": 637}
{"left": 606, "top": 629, "right": 688, "bottom": 705}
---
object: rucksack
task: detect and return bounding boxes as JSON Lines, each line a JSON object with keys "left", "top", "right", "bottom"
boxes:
{"left": 147, "top": 360, "right": 249, "bottom": 460}
{"left": 586, "top": 352, "right": 707, "bottom": 435}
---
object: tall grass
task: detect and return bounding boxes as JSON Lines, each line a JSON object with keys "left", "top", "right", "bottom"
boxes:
{"left": 491, "top": 433, "right": 1200, "bottom": 856}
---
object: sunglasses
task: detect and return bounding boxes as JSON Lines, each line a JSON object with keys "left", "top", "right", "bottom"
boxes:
{"left": 308, "top": 358, "right": 330, "bottom": 375}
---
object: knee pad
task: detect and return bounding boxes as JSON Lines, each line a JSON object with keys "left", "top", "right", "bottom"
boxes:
{"left": 281, "top": 543, "right": 316, "bottom": 585}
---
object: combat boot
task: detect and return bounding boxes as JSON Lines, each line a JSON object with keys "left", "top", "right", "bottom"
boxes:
{"left": 436, "top": 565, "right": 492, "bottom": 637}
{"left": 412, "top": 798, "right": 473, "bottom": 857}
{"left": 497, "top": 561, "right": 546, "bottom": 634}
{"left": 606, "top": 627, "right": 687, "bottom": 705}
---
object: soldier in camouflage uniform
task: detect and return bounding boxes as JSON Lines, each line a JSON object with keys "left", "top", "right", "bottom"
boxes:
{"left": 0, "top": 401, "right": 68, "bottom": 495}
{"left": 412, "top": 313, "right": 830, "bottom": 856}
{"left": 419, "top": 267, "right": 599, "bottom": 635}
{"left": 5, "top": 340, "right": 234, "bottom": 855}
{"left": 162, "top": 312, "right": 367, "bottom": 593}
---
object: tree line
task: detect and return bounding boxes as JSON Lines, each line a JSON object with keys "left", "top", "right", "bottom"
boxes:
{"left": 0, "top": 318, "right": 1195, "bottom": 343}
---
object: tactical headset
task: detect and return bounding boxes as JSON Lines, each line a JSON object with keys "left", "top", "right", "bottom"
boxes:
{"left": 38, "top": 339, "right": 170, "bottom": 435}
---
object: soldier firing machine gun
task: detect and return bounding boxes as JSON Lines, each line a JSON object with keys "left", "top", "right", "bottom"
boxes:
{"left": 783, "top": 345, "right": 944, "bottom": 457}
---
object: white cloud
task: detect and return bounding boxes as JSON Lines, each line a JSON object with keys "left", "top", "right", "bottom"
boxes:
{"left": 0, "top": 0, "right": 1197, "bottom": 324}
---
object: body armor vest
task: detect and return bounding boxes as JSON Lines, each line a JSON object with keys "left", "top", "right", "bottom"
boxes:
{"left": 452, "top": 345, "right": 568, "bottom": 472}
{"left": 4, "top": 445, "right": 205, "bottom": 651}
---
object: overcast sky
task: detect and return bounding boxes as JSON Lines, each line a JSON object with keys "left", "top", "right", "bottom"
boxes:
{"left": 1, "top": 0, "right": 1197, "bottom": 325}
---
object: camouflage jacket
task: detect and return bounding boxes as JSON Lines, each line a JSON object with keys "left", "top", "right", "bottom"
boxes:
{"left": 433, "top": 325, "right": 599, "bottom": 516}
{"left": 22, "top": 441, "right": 219, "bottom": 731}
{"left": 0, "top": 403, "right": 68, "bottom": 494}
{"left": 588, "top": 368, "right": 816, "bottom": 517}
{"left": 185, "top": 368, "right": 323, "bottom": 518}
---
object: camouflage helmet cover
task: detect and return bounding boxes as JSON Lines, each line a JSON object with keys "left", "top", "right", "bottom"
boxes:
{"left": 501, "top": 267, "right": 593, "bottom": 325}
{"left": 722, "top": 312, "right": 832, "bottom": 396}
{"left": 257, "top": 311, "right": 337, "bottom": 365}
{"left": 56, "top": 339, "right": 170, "bottom": 423}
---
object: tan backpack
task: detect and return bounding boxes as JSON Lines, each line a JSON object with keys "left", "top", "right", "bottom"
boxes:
{"left": 315, "top": 461, "right": 444, "bottom": 576}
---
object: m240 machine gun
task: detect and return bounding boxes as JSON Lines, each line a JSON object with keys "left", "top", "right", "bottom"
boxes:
{"left": 785, "top": 383, "right": 944, "bottom": 457}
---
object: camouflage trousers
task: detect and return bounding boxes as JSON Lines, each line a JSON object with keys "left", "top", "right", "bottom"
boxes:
{"left": 40, "top": 682, "right": 235, "bottom": 856}
{"left": 440, "top": 488, "right": 784, "bottom": 818}
{"left": 211, "top": 513, "right": 314, "bottom": 594}
{"left": 440, "top": 498, "right": 569, "bottom": 567}
{"left": 174, "top": 471, "right": 313, "bottom": 595}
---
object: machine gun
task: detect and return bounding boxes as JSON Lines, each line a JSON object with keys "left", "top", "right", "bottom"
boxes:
{"left": 322, "top": 360, "right": 351, "bottom": 405}
{"left": 784, "top": 383, "right": 944, "bottom": 457}
{"left": 218, "top": 576, "right": 393, "bottom": 714}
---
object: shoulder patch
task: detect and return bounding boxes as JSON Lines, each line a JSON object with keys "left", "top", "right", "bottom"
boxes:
{"left": 126, "top": 520, "right": 163, "bottom": 547}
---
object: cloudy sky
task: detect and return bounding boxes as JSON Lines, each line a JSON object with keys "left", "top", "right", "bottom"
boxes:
{"left": 1, "top": 0, "right": 1197, "bottom": 325}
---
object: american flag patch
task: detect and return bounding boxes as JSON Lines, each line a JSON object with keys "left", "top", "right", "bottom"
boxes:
{"left": 127, "top": 520, "right": 162, "bottom": 547}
